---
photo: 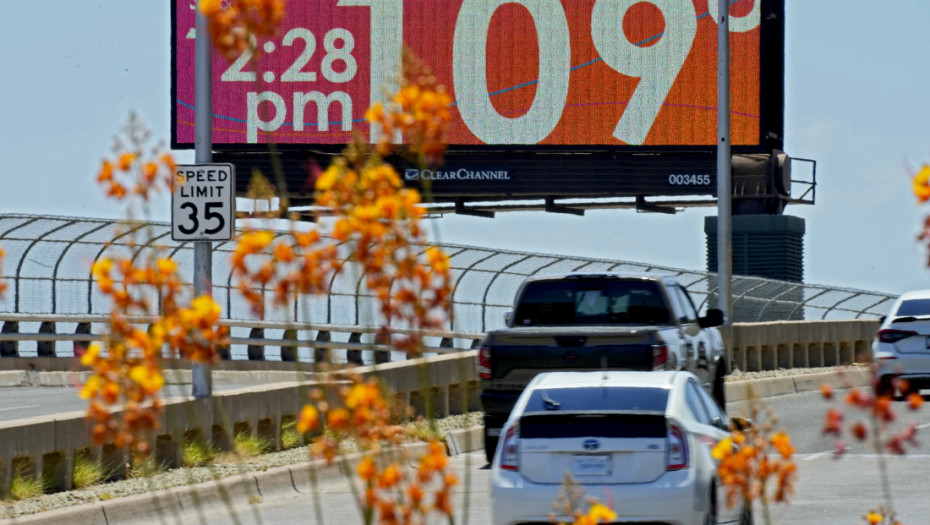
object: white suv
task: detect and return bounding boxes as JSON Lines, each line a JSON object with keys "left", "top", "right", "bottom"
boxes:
{"left": 873, "top": 289, "right": 930, "bottom": 397}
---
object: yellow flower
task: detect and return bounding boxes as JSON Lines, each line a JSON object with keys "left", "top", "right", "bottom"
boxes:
{"left": 712, "top": 436, "right": 733, "bottom": 460}
{"left": 914, "top": 164, "right": 930, "bottom": 202}
{"left": 586, "top": 503, "right": 617, "bottom": 523}
{"left": 79, "top": 375, "right": 103, "bottom": 399}
{"left": 157, "top": 258, "right": 177, "bottom": 276}
{"left": 129, "top": 365, "right": 165, "bottom": 394}
{"left": 237, "top": 231, "right": 274, "bottom": 254}
{"left": 92, "top": 258, "right": 113, "bottom": 280}
{"left": 81, "top": 342, "right": 101, "bottom": 367}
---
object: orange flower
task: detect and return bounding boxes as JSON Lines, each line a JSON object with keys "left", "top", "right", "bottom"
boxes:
{"left": 907, "top": 391, "right": 924, "bottom": 410}
{"left": 97, "top": 160, "right": 114, "bottom": 182}
{"left": 117, "top": 152, "right": 136, "bottom": 171}
{"left": 356, "top": 455, "right": 376, "bottom": 482}
{"left": 327, "top": 408, "right": 350, "bottom": 431}
{"left": 297, "top": 404, "right": 320, "bottom": 433}
{"left": 377, "top": 463, "right": 401, "bottom": 488}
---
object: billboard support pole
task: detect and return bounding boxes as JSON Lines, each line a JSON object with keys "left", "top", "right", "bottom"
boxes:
{"left": 716, "top": 0, "right": 733, "bottom": 326}
{"left": 192, "top": 8, "right": 214, "bottom": 398}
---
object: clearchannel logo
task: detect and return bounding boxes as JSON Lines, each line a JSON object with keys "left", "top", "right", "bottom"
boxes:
{"left": 404, "top": 168, "right": 511, "bottom": 181}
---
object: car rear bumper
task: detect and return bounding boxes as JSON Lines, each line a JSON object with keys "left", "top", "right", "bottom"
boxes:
{"left": 491, "top": 468, "right": 704, "bottom": 525}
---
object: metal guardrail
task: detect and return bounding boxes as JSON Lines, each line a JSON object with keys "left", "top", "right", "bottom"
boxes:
{"left": 0, "top": 313, "right": 483, "bottom": 364}
{"left": 0, "top": 214, "right": 895, "bottom": 342}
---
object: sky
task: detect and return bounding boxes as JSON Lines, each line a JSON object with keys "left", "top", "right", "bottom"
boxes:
{"left": 1, "top": 1, "right": 929, "bottom": 296}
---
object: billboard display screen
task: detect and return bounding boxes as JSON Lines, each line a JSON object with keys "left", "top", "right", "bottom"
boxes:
{"left": 172, "top": 0, "right": 776, "bottom": 151}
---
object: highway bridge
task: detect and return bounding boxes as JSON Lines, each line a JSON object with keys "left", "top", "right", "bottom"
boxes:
{"left": 0, "top": 214, "right": 894, "bottom": 500}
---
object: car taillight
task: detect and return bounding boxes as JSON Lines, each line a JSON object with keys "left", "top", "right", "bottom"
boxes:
{"left": 499, "top": 425, "right": 519, "bottom": 471}
{"left": 478, "top": 346, "right": 491, "bottom": 379}
{"left": 878, "top": 329, "right": 918, "bottom": 344}
{"left": 652, "top": 344, "right": 668, "bottom": 370}
{"left": 667, "top": 422, "right": 689, "bottom": 471}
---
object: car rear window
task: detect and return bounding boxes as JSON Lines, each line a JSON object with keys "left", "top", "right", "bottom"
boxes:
{"left": 524, "top": 386, "right": 669, "bottom": 413}
{"left": 513, "top": 279, "right": 670, "bottom": 326}
{"left": 896, "top": 298, "right": 930, "bottom": 317}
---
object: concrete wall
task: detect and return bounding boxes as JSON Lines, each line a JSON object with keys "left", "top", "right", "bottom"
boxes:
{"left": 0, "top": 351, "right": 479, "bottom": 499}
{"left": 721, "top": 319, "right": 879, "bottom": 372}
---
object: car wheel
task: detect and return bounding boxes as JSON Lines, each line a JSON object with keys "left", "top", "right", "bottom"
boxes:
{"left": 484, "top": 430, "right": 498, "bottom": 465}
{"left": 712, "top": 360, "right": 727, "bottom": 409}
{"left": 875, "top": 376, "right": 897, "bottom": 399}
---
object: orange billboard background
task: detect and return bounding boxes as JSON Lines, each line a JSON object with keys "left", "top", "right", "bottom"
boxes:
{"left": 173, "top": 0, "right": 762, "bottom": 148}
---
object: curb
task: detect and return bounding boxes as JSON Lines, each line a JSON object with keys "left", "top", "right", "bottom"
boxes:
{"left": 2, "top": 373, "right": 870, "bottom": 525}
{"left": 725, "top": 369, "right": 870, "bottom": 402}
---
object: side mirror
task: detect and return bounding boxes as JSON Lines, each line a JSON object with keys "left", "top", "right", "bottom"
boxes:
{"left": 699, "top": 308, "right": 724, "bottom": 328}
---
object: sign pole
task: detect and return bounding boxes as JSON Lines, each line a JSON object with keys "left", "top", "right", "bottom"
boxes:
{"left": 716, "top": 0, "right": 733, "bottom": 326}
{"left": 192, "top": 8, "right": 213, "bottom": 398}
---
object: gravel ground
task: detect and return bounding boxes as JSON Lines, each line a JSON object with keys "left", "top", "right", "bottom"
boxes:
{"left": 726, "top": 364, "right": 868, "bottom": 382}
{"left": 1, "top": 367, "right": 865, "bottom": 520}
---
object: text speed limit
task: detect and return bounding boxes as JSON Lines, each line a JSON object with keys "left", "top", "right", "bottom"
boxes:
{"left": 172, "top": 164, "right": 235, "bottom": 241}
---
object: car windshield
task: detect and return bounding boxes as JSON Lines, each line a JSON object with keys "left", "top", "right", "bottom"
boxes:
{"left": 524, "top": 386, "right": 669, "bottom": 413}
{"left": 513, "top": 279, "right": 670, "bottom": 326}
{"left": 896, "top": 298, "right": 930, "bottom": 317}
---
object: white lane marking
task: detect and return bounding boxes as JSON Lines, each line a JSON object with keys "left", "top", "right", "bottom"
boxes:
{"left": 803, "top": 451, "right": 833, "bottom": 461}
{"left": 917, "top": 422, "right": 930, "bottom": 429}
{"left": 0, "top": 404, "right": 39, "bottom": 412}
{"left": 800, "top": 452, "right": 930, "bottom": 460}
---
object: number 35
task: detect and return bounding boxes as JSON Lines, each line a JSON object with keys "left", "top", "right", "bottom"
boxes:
{"left": 177, "top": 202, "right": 226, "bottom": 236}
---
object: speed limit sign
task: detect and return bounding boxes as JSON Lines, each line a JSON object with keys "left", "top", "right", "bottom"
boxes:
{"left": 172, "top": 164, "right": 235, "bottom": 241}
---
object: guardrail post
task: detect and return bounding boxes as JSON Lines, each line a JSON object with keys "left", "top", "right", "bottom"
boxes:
{"left": 37, "top": 322, "right": 56, "bottom": 357}
{"left": 1, "top": 321, "right": 18, "bottom": 357}
{"left": 374, "top": 331, "right": 390, "bottom": 364}
{"left": 247, "top": 328, "right": 265, "bottom": 361}
{"left": 314, "top": 331, "right": 330, "bottom": 363}
{"left": 281, "top": 328, "right": 298, "bottom": 362}
{"left": 73, "top": 322, "right": 91, "bottom": 357}
{"left": 347, "top": 332, "right": 363, "bottom": 365}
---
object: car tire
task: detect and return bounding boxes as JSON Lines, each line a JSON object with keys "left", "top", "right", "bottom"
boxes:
{"left": 484, "top": 430, "right": 498, "bottom": 465}
{"left": 877, "top": 376, "right": 897, "bottom": 399}
{"left": 712, "top": 360, "right": 727, "bottom": 409}
{"left": 704, "top": 487, "right": 718, "bottom": 525}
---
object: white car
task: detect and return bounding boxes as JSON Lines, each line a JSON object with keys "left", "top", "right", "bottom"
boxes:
{"left": 873, "top": 289, "right": 930, "bottom": 397}
{"left": 490, "top": 371, "right": 751, "bottom": 525}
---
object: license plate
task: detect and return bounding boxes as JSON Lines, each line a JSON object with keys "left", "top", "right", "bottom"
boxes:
{"left": 572, "top": 455, "right": 609, "bottom": 476}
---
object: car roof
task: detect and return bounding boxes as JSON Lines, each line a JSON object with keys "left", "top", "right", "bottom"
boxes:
{"left": 528, "top": 370, "right": 682, "bottom": 389}
{"left": 521, "top": 272, "right": 673, "bottom": 284}
{"left": 897, "top": 289, "right": 930, "bottom": 301}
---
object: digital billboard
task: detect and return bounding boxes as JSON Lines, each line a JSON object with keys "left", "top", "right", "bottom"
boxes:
{"left": 172, "top": 0, "right": 779, "bottom": 151}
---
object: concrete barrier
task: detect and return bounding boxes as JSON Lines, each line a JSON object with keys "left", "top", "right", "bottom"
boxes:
{"left": 720, "top": 319, "right": 879, "bottom": 372}
{"left": 0, "top": 351, "right": 479, "bottom": 499}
